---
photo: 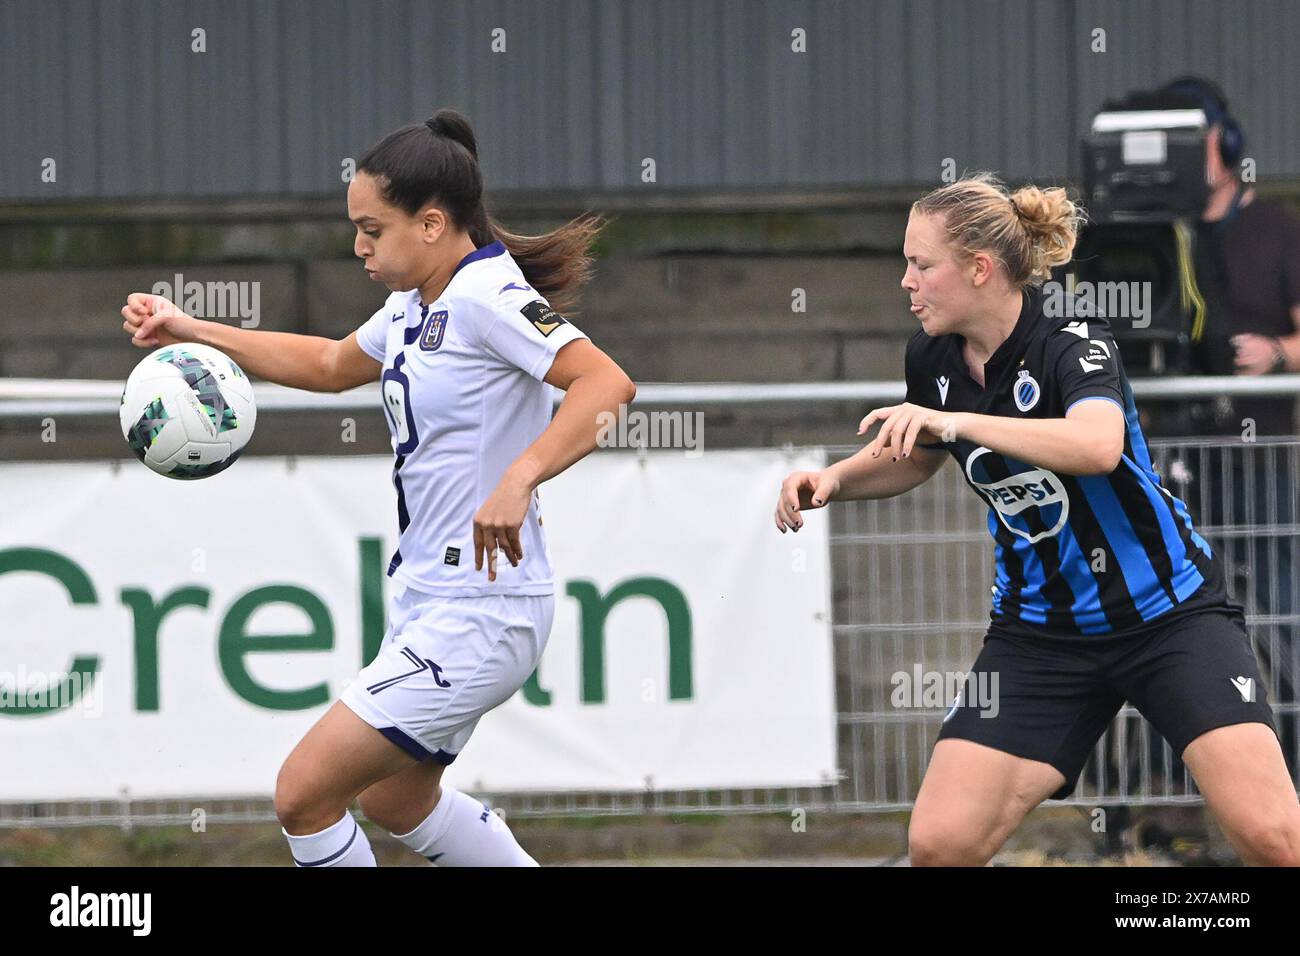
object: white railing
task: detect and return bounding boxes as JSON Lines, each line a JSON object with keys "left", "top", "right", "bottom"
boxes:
{"left": 2, "top": 374, "right": 1300, "bottom": 417}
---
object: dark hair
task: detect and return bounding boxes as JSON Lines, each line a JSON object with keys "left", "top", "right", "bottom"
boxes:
{"left": 357, "top": 108, "right": 601, "bottom": 313}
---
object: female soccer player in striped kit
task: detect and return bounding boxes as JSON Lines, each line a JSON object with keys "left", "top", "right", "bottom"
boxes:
{"left": 775, "top": 174, "right": 1300, "bottom": 866}
{"left": 122, "top": 109, "right": 635, "bottom": 866}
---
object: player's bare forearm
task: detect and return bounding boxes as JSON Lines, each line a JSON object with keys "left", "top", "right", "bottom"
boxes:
{"left": 827, "top": 445, "right": 945, "bottom": 500}
{"left": 505, "top": 368, "right": 637, "bottom": 491}
{"left": 951, "top": 409, "right": 1122, "bottom": 476}
{"left": 191, "top": 321, "right": 341, "bottom": 392}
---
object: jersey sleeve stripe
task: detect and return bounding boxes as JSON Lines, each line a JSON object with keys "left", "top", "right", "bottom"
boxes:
{"left": 1065, "top": 396, "right": 1125, "bottom": 415}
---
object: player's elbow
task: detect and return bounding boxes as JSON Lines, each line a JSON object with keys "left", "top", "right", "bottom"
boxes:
{"left": 1066, "top": 402, "right": 1126, "bottom": 475}
{"left": 319, "top": 338, "right": 371, "bottom": 395}
{"left": 598, "top": 367, "right": 635, "bottom": 406}
{"left": 315, "top": 341, "right": 342, "bottom": 392}
{"left": 1082, "top": 435, "right": 1123, "bottom": 475}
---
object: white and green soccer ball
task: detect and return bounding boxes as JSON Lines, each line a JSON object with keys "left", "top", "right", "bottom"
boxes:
{"left": 120, "top": 343, "right": 256, "bottom": 479}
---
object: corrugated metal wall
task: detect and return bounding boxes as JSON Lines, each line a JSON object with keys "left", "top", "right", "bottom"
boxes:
{"left": 2, "top": 0, "right": 1297, "bottom": 200}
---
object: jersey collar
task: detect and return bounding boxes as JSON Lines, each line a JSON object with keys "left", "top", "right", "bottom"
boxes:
{"left": 451, "top": 239, "right": 506, "bottom": 278}
{"left": 985, "top": 286, "right": 1040, "bottom": 369}
{"left": 415, "top": 239, "right": 508, "bottom": 310}
{"left": 951, "top": 286, "right": 1041, "bottom": 380}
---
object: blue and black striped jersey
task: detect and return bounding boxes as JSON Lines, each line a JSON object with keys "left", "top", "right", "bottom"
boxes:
{"left": 903, "top": 285, "right": 1227, "bottom": 638}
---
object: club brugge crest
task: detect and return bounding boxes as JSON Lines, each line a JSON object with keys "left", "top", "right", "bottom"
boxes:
{"left": 419, "top": 310, "right": 449, "bottom": 351}
{"left": 1012, "top": 369, "right": 1040, "bottom": 412}
{"left": 965, "top": 446, "right": 1068, "bottom": 542}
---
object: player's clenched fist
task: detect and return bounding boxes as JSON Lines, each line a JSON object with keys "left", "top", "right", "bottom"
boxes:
{"left": 120, "top": 293, "right": 199, "bottom": 348}
{"left": 774, "top": 469, "right": 840, "bottom": 534}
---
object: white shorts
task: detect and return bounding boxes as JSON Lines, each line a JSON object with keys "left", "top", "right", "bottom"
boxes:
{"left": 340, "top": 584, "right": 554, "bottom": 764}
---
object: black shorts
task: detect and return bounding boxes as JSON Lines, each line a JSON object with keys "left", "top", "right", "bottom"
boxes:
{"left": 936, "top": 607, "right": 1278, "bottom": 800}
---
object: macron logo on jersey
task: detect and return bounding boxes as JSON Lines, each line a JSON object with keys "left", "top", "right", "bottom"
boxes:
{"left": 936, "top": 376, "right": 950, "bottom": 405}
{"left": 1231, "top": 675, "right": 1256, "bottom": 702}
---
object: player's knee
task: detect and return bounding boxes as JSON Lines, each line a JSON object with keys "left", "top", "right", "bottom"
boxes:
{"left": 908, "top": 816, "right": 995, "bottom": 867}
{"left": 272, "top": 771, "right": 307, "bottom": 831}
{"left": 274, "top": 765, "right": 335, "bottom": 834}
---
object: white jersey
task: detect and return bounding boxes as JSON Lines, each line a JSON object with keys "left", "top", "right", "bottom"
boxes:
{"left": 354, "top": 240, "right": 588, "bottom": 596}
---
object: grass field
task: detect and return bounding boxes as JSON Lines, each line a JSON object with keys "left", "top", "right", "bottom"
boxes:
{"left": 0, "top": 806, "right": 1241, "bottom": 866}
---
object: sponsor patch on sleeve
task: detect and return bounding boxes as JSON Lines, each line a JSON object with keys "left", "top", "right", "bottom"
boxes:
{"left": 1078, "top": 338, "right": 1112, "bottom": 373}
{"left": 520, "top": 300, "right": 567, "bottom": 337}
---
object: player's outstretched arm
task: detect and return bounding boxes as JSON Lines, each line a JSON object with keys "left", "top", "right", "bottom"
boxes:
{"left": 774, "top": 445, "right": 945, "bottom": 533}
{"left": 120, "top": 292, "right": 380, "bottom": 393}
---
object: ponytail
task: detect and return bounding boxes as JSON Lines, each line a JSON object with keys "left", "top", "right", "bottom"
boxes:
{"left": 359, "top": 108, "right": 603, "bottom": 312}
{"left": 482, "top": 214, "right": 603, "bottom": 314}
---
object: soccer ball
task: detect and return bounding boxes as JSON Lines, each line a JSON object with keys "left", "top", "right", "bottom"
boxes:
{"left": 119, "top": 343, "right": 256, "bottom": 479}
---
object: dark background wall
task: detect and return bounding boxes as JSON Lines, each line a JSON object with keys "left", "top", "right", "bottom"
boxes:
{"left": 3, "top": 0, "right": 1299, "bottom": 199}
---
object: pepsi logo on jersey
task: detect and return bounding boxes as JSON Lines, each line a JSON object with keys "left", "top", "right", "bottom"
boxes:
{"left": 965, "top": 446, "right": 1069, "bottom": 543}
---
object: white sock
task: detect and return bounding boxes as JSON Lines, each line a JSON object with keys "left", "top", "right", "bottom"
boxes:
{"left": 392, "top": 786, "right": 537, "bottom": 866}
{"left": 283, "top": 811, "right": 377, "bottom": 867}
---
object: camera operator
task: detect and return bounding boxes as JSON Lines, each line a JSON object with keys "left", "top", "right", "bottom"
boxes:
{"left": 1175, "top": 76, "right": 1300, "bottom": 781}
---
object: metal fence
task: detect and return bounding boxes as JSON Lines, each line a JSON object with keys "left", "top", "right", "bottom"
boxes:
{"left": 826, "top": 434, "right": 1300, "bottom": 813}
{"left": 2, "top": 408, "right": 1298, "bottom": 828}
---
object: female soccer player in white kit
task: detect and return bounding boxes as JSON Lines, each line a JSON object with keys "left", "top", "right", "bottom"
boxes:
{"left": 121, "top": 109, "right": 636, "bottom": 866}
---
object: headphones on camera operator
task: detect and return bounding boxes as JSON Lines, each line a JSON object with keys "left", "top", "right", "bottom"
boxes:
{"left": 1158, "top": 75, "right": 1248, "bottom": 231}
